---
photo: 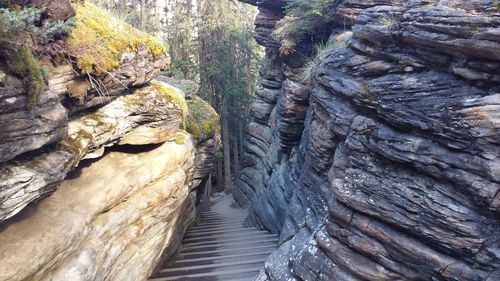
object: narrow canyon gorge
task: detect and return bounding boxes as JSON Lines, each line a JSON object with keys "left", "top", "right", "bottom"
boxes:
{"left": 0, "top": 0, "right": 499, "bottom": 281}
{"left": 235, "top": 0, "right": 500, "bottom": 280}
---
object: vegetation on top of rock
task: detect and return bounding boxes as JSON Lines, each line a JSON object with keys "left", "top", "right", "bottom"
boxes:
{"left": 0, "top": 6, "right": 75, "bottom": 108}
{"left": 0, "top": 7, "right": 75, "bottom": 42}
{"left": 273, "top": 0, "right": 336, "bottom": 55}
{"left": 66, "top": 2, "right": 166, "bottom": 75}
{"left": 185, "top": 96, "right": 220, "bottom": 141}
{"left": 300, "top": 31, "right": 352, "bottom": 82}
{"left": 150, "top": 80, "right": 188, "bottom": 118}
{"left": 149, "top": 79, "right": 219, "bottom": 142}
{"left": 7, "top": 47, "right": 47, "bottom": 108}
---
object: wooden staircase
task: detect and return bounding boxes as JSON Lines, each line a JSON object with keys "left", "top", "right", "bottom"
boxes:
{"left": 149, "top": 196, "right": 277, "bottom": 281}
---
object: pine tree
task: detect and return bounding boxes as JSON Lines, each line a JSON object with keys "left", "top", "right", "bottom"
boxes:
{"left": 197, "top": 0, "right": 261, "bottom": 194}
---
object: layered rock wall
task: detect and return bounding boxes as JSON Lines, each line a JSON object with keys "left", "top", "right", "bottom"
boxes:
{"left": 0, "top": 3, "right": 219, "bottom": 280}
{"left": 235, "top": 0, "right": 500, "bottom": 280}
{"left": 0, "top": 137, "right": 196, "bottom": 281}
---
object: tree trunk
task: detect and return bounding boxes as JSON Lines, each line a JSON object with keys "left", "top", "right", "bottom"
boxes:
{"left": 222, "top": 115, "right": 232, "bottom": 194}
{"left": 140, "top": 0, "right": 146, "bottom": 30}
{"left": 232, "top": 126, "right": 240, "bottom": 179}
{"left": 216, "top": 158, "right": 223, "bottom": 193}
{"left": 239, "top": 120, "right": 245, "bottom": 157}
{"left": 202, "top": 174, "right": 212, "bottom": 204}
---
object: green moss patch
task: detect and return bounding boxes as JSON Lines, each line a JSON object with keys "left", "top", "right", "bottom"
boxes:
{"left": 6, "top": 47, "right": 46, "bottom": 109}
{"left": 66, "top": 3, "right": 167, "bottom": 74}
{"left": 151, "top": 80, "right": 188, "bottom": 117}
{"left": 185, "top": 96, "right": 219, "bottom": 141}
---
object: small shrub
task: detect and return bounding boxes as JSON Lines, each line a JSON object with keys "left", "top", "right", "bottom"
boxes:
{"left": 0, "top": 7, "right": 75, "bottom": 44}
{"left": 299, "top": 31, "right": 352, "bottom": 83}
{"left": 0, "top": 6, "right": 76, "bottom": 109}
{"left": 273, "top": 0, "right": 337, "bottom": 56}
{"left": 377, "top": 14, "right": 400, "bottom": 33}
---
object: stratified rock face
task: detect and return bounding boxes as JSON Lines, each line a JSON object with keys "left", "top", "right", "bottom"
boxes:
{"left": 236, "top": 0, "right": 500, "bottom": 280}
{"left": 0, "top": 137, "right": 195, "bottom": 281}
{"left": 0, "top": 3, "right": 171, "bottom": 222}
{"left": 0, "top": 70, "right": 68, "bottom": 164}
{"left": 0, "top": 5, "right": 219, "bottom": 280}
{"left": 0, "top": 75, "right": 218, "bottom": 280}
{"left": 43, "top": 2, "right": 169, "bottom": 114}
{"left": 0, "top": 81, "right": 185, "bottom": 222}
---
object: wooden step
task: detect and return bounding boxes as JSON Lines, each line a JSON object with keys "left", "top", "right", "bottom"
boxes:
{"left": 185, "top": 227, "right": 271, "bottom": 238}
{"left": 182, "top": 231, "right": 275, "bottom": 243}
{"left": 148, "top": 195, "right": 277, "bottom": 281}
{"left": 172, "top": 251, "right": 274, "bottom": 267}
{"left": 180, "top": 240, "right": 278, "bottom": 253}
{"left": 149, "top": 267, "right": 262, "bottom": 281}
{"left": 181, "top": 236, "right": 278, "bottom": 249}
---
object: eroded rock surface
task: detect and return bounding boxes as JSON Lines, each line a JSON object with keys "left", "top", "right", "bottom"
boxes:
{"left": 235, "top": 0, "right": 500, "bottom": 280}
{"left": 0, "top": 81, "right": 185, "bottom": 222}
{"left": 0, "top": 3, "right": 171, "bottom": 222}
{"left": 0, "top": 137, "right": 195, "bottom": 281}
{"left": 0, "top": 5, "right": 219, "bottom": 280}
{"left": 0, "top": 70, "right": 68, "bottom": 164}
{"left": 0, "top": 76, "right": 219, "bottom": 280}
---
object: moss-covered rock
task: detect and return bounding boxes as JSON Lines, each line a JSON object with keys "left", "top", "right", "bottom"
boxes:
{"left": 151, "top": 80, "right": 188, "bottom": 118}
{"left": 185, "top": 96, "right": 220, "bottom": 142}
{"left": 66, "top": 2, "right": 167, "bottom": 75}
{"left": 6, "top": 47, "right": 46, "bottom": 108}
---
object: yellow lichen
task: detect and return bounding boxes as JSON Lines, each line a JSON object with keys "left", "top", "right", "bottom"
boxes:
{"left": 169, "top": 132, "right": 189, "bottom": 145}
{"left": 66, "top": 2, "right": 167, "bottom": 74}
{"left": 185, "top": 119, "right": 202, "bottom": 139}
{"left": 185, "top": 96, "right": 220, "bottom": 140}
{"left": 151, "top": 80, "right": 188, "bottom": 118}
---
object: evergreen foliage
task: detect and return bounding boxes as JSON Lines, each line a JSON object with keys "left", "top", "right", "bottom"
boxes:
{"left": 164, "top": 0, "right": 197, "bottom": 80}
{"left": 274, "top": 0, "right": 337, "bottom": 55}
{"left": 198, "top": 0, "right": 261, "bottom": 114}
{"left": 0, "top": 7, "right": 75, "bottom": 44}
{"left": 0, "top": 6, "right": 75, "bottom": 108}
{"left": 90, "top": 0, "right": 163, "bottom": 34}
{"left": 197, "top": 0, "right": 262, "bottom": 192}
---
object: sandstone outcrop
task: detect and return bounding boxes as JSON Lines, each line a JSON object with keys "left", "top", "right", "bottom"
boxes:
{"left": 0, "top": 137, "right": 195, "bottom": 281}
{"left": 0, "top": 2, "right": 170, "bottom": 222}
{"left": 0, "top": 3, "right": 219, "bottom": 281}
{"left": 235, "top": 0, "right": 500, "bottom": 280}
{"left": 0, "top": 81, "right": 189, "bottom": 222}
{"left": 0, "top": 71, "right": 67, "bottom": 164}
